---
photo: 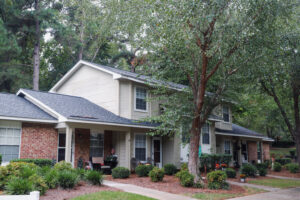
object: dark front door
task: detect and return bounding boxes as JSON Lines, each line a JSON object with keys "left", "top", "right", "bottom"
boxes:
{"left": 153, "top": 139, "right": 161, "bottom": 165}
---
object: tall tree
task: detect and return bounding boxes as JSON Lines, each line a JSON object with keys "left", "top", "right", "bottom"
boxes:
{"left": 33, "top": 0, "right": 40, "bottom": 91}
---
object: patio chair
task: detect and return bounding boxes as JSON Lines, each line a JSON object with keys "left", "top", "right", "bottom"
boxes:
{"left": 92, "top": 157, "right": 111, "bottom": 174}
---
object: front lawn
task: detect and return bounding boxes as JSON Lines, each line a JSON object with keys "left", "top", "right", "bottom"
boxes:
{"left": 71, "top": 191, "right": 156, "bottom": 200}
{"left": 192, "top": 187, "right": 266, "bottom": 200}
{"left": 248, "top": 178, "right": 300, "bottom": 189}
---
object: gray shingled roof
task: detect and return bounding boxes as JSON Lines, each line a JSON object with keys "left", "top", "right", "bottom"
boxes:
{"left": 216, "top": 123, "right": 265, "bottom": 138}
{"left": 0, "top": 93, "right": 56, "bottom": 121}
{"left": 83, "top": 60, "right": 188, "bottom": 90}
{"left": 20, "top": 89, "right": 157, "bottom": 127}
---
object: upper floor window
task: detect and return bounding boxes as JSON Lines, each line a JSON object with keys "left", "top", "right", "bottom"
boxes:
{"left": 223, "top": 106, "right": 230, "bottom": 122}
{"left": 135, "top": 87, "right": 147, "bottom": 111}
{"left": 202, "top": 123, "right": 210, "bottom": 144}
{"left": 224, "top": 140, "right": 231, "bottom": 154}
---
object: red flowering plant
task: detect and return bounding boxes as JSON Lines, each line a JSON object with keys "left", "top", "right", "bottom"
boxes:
{"left": 221, "top": 163, "right": 227, "bottom": 168}
{"left": 215, "top": 163, "right": 220, "bottom": 170}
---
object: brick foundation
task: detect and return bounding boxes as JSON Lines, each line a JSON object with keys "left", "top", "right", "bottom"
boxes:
{"left": 247, "top": 141, "right": 258, "bottom": 164}
{"left": 20, "top": 123, "right": 58, "bottom": 160}
{"left": 263, "top": 142, "right": 271, "bottom": 161}
{"left": 74, "top": 128, "right": 90, "bottom": 168}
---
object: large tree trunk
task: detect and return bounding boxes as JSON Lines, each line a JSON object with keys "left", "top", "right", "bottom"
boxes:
{"left": 33, "top": 0, "right": 40, "bottom": 91}
{"left": 188, "top": 116, "right": 202, "bottom": 183}
{"left": 295, "top": 133, "right": 300, "bottom": 165}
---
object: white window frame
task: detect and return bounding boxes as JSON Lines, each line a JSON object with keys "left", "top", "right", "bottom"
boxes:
{"left": 201, "top": 123, "right": 210, "bottom": 145}
{"left": 89, "top": 131, "right": 104, "bottom": 158}
{"left": 134, "top": 133, "right": 147, "bottom": 162}
{"left": 134, "top": 86, "right": 148, "bottom": 112}
{"left": 224, "top": 140, "right": 231, "bottom": 154}
{"left": 0, "top": 126, "right": 22, "bottom": 164}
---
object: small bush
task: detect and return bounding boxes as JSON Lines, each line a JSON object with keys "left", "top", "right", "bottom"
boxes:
{"left": 273, "top": 162, "right": 282, "bottom": 172}
{"left": 178, "top": 170, "right": 194, "bottom": 187}
{"left": 275, "top": 158, "right": 292, "bottom": 166}
{"left": 44, "top": 169, "right": 59, "bottom": 189}
{"left": 29, "top": 174, "right": 48, "bottom": 195}
{"left": 241, "top": 164, "right": 257, "bottom": 177}
{"left": 164, "top": 164, "right": 177, "bottom": 175}
{"left": 57, "top": 170, "right": 79, "bottom": 189}
{"left": 76, "top": 168, "right": 86, "bottom": 180}
{"left": 149, "top": 167, "right": 164, "bottom": 182}
{"left": 112, "top": 167, "right": 130, "bottom": 179}
{"left": 5, "top": 177, "right": 33, "bottom": 195}
{"left": 135, "top": 165, "right": 153, "bottom": 177}
{"left": 85, "top": 170, "right": 103, "bottom": 185}
{"left": 258, "top": 168, "right": 267, "bottom": 176}
{"left": 225, "top": 168, "right": 236, "bottom": 178}
{"left": 10, "top": 159, "right": 52, "bottom": 167}
{"left": 207, "top": 171, "right": 228, "bottom": 190}
{"left": 54, "top": 161, "right": 73, "bottom": 171}
{"left": 181, "top": 163, "right": 188, "bottom": 170}
{"left": 285, "top": 163, "right": 299, "bottom": 173}
{"left": 0, "top": 166, "right": 9, "bottom": 189}
{"left": 256, "top": 163, "right": 268, "bottom": 170}
{"left": 6, "top": 162, "right": 38, "bottom": 177}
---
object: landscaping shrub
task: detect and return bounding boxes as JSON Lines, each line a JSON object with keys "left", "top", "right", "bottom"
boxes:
{"left": 149, "top": 167, "right": 164, "bottom": 182}
{"left": 57, "top": 170, "right": 79, "bottom": 189}
{"left": 275, "top": 158, "right": 292, "bottom": 166}
{"left": 164, "top": 164, "right": 177, "bottom": 175}
{"left": 258, "top": 168, "right": 267, "bottom": 176}
{"left": 0, "top": 154, "right": 2, "bottom": 165}
{"left": 225, "top": 168, "right": 236, "bottom": 178}
{"left": 10, "top": 159, "right": 52, "bottom": 167}
{"left": 135, "top": 165, "right": 153, "bottom": 177}
{"left": 290, "top": 149, "right": 296, "bottom": 158}
{"left": 38, "top": 166, "right": 52, "bottom": 177}
{"left": 6, "top": 162, "right": 38, "bottom": 177}
{"left": 0, "top": 166, "right": 8, "bottom": 189}
{"left": 5, "top": 177, "right": 33, "bottom": 195}
{"left": 200, "top": 154, "right": 232, "bottom": 170}
{"left": 207, "top": 171, "right": 229, "bottom": 190}
{"left": 181, "top": 163, "right": 188, "bottom": 170}
{"left": 285, "top": 163, "right": 299, "bottom": 173}
{"left": 256, "top": 163, "right": 268, "bottom": 170}
{"left": 54, "top": 161, "right": 73, "bottom": 171}
{"left": 241, "top": 164, "right": 257, "bottom": 177}
{"left": 85, "top": 170, "right": 103, "bottom": 185}
{"left": 273, "top": 162, "right": 282, "bottom": 172}
{"left": 28, "top": 174, "right": 48, "bottom": 195}
{"left": 112, "top": 167, "right": 130, "bottom": 179}
{"left": 178, "top": 170, "right": 194, "bottom": 187}
{"left": 76, "top": 168, "right": 86, "bottom": 180}
{"left": 44, "top": 169, "right": 59, "bottom": 189}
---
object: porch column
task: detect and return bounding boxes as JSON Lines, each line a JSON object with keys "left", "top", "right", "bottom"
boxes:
{"left": 65, "top": 126, "right": 73, "bottom": 163}
{"left": 125, "top": 131, "right": 131, "bottom": 169}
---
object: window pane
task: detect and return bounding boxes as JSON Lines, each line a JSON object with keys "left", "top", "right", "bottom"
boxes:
{"left": 224, "top": 141, "right": 231, "bottom": 154}
{"left": 135, "top": 148, "right": 146, "bottom": 161}
{"left": 202, "top": 133, "right": 210, "bottom": 144}
{"left": 135, "top": 135, "right": 146, "bottom": 148}
{"left": 223, "top": 106, "right": 229, "bottom": 122}
{"left": 59, "top": 133, "right": 66, "bottom": 147}
{"left": 90, "top": 133, "right": 104, "bottom": 157}
{"left": 0, "top": 145, "right": 19, "bottom": 162}
{"left": 136, "top": 88, "right": 147, "bottom": 110}
{"left": 58, "top": 148, "right": 65, "bottom": 162}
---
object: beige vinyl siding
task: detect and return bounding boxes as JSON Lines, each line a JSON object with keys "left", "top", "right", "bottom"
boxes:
{"left": 55, "top": 65, "right": 119, "bottom": 115}
{"left": 112, "top": 132, "right": 126, "bottom": 167}
{"left": 119, "top": 80, "right": 132, "bottom": 119}
{"left": 162, "top": 135, "right": 181, "bottom": 168}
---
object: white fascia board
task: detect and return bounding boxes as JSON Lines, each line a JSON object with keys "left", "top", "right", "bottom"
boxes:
{"left": 16, "top": 89, "right": 67, "bottom": 121}
{"left": 66, "top": 119, "right": 156, "bottom": 129}
{"left": 0, "top": 116, "right": 57, "bottom": 123}
{"left": 207, "top": 117, "right": 223, "bottom": 122}
{"left": 215, "top": 131, "right": 265, "bottom": 139}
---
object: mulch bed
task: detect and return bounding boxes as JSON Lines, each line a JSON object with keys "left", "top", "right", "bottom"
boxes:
{"left": 40, "top": 181, "right": 119, "bottom": 200}
{"left": 268, "top": 169, "right": 300, "bottom": 178}
{"left": 106, "top": 174, "right": 246, "bottom": 195}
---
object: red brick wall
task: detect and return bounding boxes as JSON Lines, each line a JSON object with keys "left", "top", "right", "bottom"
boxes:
{"left": 263, "top": 142, "right": 271, "bottom": 161}
{"left": 74, "top": 128, "right": 90, "bottom": 168}
{"left": 247, "top": 141, "right": 257, "bottom": 164}
{"left": 20, "top": 123, "right": 58, "bottom": 160}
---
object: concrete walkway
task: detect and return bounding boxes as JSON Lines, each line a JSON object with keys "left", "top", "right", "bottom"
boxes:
{"left": 227, "top": 180, "right": 279, "bottom": 191}
{"left": 267, "top": 174, "right": 300, "bottom": 180}
{"left": 228, "top": 187, "right": 300, "bottom": 200}
{"left": 103, "top": 180, "right": 197, "bottom": 200}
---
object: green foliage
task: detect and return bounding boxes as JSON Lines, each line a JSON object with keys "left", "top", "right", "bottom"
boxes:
{"left": 54, "top": 161, "right": 73, "bottom": 171}
{"left": 200, "top": 154, "right": 232, "bottom": 170}
{"left": 44, "top": 169, "right": 59, "bottom": 189}
{"left": 0, "top": 166, "right": 8, "bottom": 189}
{"left": 258, "top": 168, "right": 267, "bottom": 176}
{"left": 289, "top": 150, "right": 296, "bottom": 158}
{"left": 0, "top": 154, "right": 2, "bottom": 165}
{"left": 149, "top": 167, "right": 164, "bottom": 182}
{"left": 85, "top": 170, "right": 103, "bottom": 185}
{"left": 181, "top": 163, "right": 188, "bottom": 171}
{"left": 135, "top": 165, "right": 154, "bottom": 177}
{"left": 76, "top": 168, "right": 86, "bottom": 180}
{"left": 163, "top": 164, "right": 177, "bottom": 175}
{"left": 275, "top": 158, "right": 292, "bottom": 166}
{"left": 112, "top": 167, "right": 130, "bottom": 179}
{"left": 285, "top": 163, "right": 299, "bottom": 173}
{"left": 241, "top": 164, "right": 257, "bottom": 177}
{"left": 10, "top": 159, "right": 52, "bottom": 167}
{"left": 57, "top": 170, "right": 79, "bottom": 189}
{"left": 207, "top": 171, "right": 228, "bottom": 190}
{"left": 5, "top": 177, "right": 33, "bottom": 195}
{"left": 273, "top": 162, "right": 282, "bottom": 172}
{"left": 28, "top": 174, "right": 48, "bottom": 195}
{"left": 225, "top": 168, "right": 236, "bottom": 178}
{"left": 177, "top": 170, "right": 194, "bottom": 187}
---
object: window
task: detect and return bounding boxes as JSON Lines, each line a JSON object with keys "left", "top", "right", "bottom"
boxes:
{"left": 224, "top": 140, "right": 231, "bottom": 154}
{"left": 90, "top": 133, "right": 104, "bottom": 157}
{"left": 58, "top": 133, "right": 66, "bottom": 162}
{"left": 202, "top": 123, "right": 210, "bottom": 144}
{"left": 135, "top": 87, "right": 147, "bottom": 111}
{"left": 0, "top": 128, "right": 21, "bottom": 162}
{"left": 135, "top": 134, "right": 146, "bottom": 161}
{"left": 223, "top": 106, "right": 230, "bottom": 122}
{"left": 257, "top": 142, "right": 262, "bottom": 161}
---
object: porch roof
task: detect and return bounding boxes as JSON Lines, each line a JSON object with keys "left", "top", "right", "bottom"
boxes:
{"left": 18, "top": 89, "right": 157, "bottom": 128}
{"left": 216, "top": 123, "right": 274, "bottom": 141}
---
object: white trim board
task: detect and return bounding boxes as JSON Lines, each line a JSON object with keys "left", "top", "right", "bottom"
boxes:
{"left": 215, "top": 131, "right": 265, "bottom": 140}
{"left": 0, "top": 116, "right": 57, "bottom": 124}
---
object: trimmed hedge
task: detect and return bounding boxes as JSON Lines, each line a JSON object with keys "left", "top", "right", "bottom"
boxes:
{"left": 275, "top": 158, "right": 292, "bottom": 166}
{"left": 10, "top": 159, "right": 52, "bottom": 167}
{"left": 225, "top": 168, "right": 236, "bottom": 178}
{"left": 241, "top": 164, "right": 257, "bottom": 177}
{"left": 176, "top": 170, "right": 194, "bottom": 187}
{"left": 57, "top": 170, "right": 79, "bottom": 189}
{"left": 112, "top": 167, "right": 130, "bottom": 179}
{"left": 258, "top": 168, "right": 267, "bottom": 176}
{"left": 54, "top": 161, "right": 73, "bottom": 171}
{"left": 135, "top": 165, "right": 154, "bottom": 177}
{"left": 149, "top": 167, "right": 164, "bottom": 182}
{"left": 273, "top": 162, "right": 282, "bottom": 172}
{"left": 285, "top": 163, "right": 299, "bottom": 173}
{"left": 164, "top": 164, "right": 177, "bottom": 175}
{"left": 85, "top": 170, "right": 103, "bottom": 185}
{"left": 207, "top": 171, "right": 229, "bottom": 190}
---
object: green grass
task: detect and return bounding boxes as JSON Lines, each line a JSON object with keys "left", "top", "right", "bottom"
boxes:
{"left": 248, "top": 178, "right": 300, "bottom": 189}
{"left": 270, "top": 147, "right": 295, "bottom": 157}
{"left": 71, "top": 191, "right": 156, "bottom": 200}
{"left": 192, "top": 187, "right": 266, "bottom": 200}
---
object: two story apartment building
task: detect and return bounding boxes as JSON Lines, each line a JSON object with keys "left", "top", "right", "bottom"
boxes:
{"left": 0, "top": 60, "right": 272, "bottom": 168}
